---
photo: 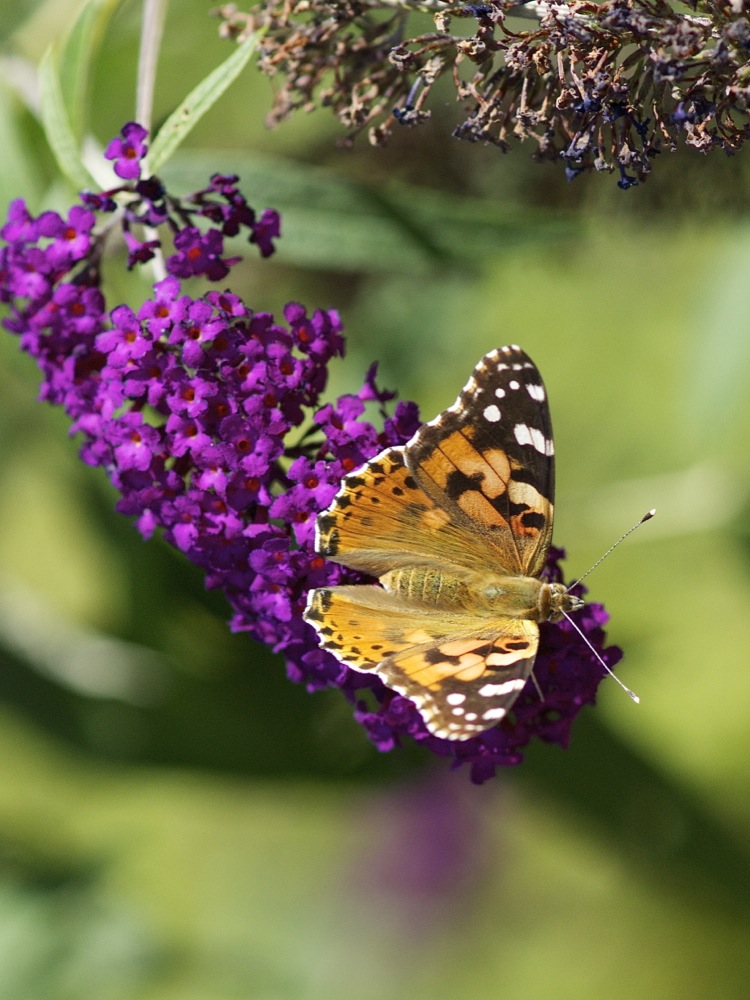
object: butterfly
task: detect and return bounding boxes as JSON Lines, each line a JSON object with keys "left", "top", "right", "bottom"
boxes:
{"left": 303, "top": 345, "right": 583, "bottom": 740}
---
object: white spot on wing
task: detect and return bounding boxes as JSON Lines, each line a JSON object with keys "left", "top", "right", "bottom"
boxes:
{"left": 483, "top": 404, "right": 501, "bottom": 423}
{"left": 482, "top": 706, "right": 509, "bottom": 721}
{"left": 478, "top": 679, "right": 527, "bottom": 698}
{"left": 526, "top": 383, "right": 546, "bottom": 402}
{"left": 494, "top": 387, "right": 506, "bottom": 399}
{"left": 514, "top": 423, "right": 554, "bottom": 455}
{"left": 509, "top": 379, "right": 520, "bottom": 390}
{"left": 446, "top": 692, "right": 465, "bottom": 705}
{"left": 304, "top": 589, "right": 316, "bottom": 615}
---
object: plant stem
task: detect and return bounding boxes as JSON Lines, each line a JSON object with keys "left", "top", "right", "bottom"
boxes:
{"left": 136, "top": 0, "right": 167, "bottom": 134}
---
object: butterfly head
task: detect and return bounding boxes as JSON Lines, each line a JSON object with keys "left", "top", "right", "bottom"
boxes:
{"left": 544, "top": 582, "right": 584, "bottom": 623}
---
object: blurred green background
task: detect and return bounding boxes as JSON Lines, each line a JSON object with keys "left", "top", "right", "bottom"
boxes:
{"left": 1, "top": 1, "right": 750, "bottom": 998}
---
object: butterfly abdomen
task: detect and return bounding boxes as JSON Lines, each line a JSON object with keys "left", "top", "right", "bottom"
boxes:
{"left": 379, "top": 567, "right": 472, "bottom": 608}
{"left": 380, "top": 566, "right": 557, "bottom": 623}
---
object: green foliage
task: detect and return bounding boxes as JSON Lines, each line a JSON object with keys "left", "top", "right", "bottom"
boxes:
{"left": 148, "top": 31, "right": 262, "bottom": 174}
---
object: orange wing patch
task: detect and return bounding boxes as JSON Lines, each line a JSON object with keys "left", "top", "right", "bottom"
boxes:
{"left": 315, "top": 447, "right": 523, "bottom": 579}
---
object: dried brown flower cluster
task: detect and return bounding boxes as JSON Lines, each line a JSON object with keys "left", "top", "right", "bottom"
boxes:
{"left": 216, "top": 0, "right": 750, "bottom": 185}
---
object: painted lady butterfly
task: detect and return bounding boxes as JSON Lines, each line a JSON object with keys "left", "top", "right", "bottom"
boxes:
{"left": 303, "top": 345, "right": 583, "bottom": 740}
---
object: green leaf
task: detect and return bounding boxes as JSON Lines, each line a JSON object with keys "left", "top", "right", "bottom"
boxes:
{"left": 38, "top": 46, "right": 96, "bottom": 191}
{"left": 164, "top": 150, "right": 577, "bottom": 274}
{"left": 148, "top": 31, "right": 261, "bottom": 175}
{"left": 58, "top": 0, "right": 120, "bottom": 141}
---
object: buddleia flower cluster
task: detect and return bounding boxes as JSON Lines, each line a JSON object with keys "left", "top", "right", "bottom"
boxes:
{"left": 0, "top": 124, "right": 620, "bottom": 782}
{"left": 216, "top": 0, "right": 750, "bottom": 186}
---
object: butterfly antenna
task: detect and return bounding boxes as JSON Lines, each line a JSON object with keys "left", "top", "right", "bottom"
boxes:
{"left": 568, "top": 509, "right": 656, "bottom": 593}
{"left": 562, "top": 611, "right": 640, "bottom": 704}
{"left": 529, "top": 668, "right": 544, "bottom": 702}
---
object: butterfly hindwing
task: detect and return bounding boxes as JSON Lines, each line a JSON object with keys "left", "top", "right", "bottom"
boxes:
{"left": 305, "top": 586, "right": 538, "bottom": 740}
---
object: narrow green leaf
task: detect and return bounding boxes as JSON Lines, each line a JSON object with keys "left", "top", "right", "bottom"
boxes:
{"left": 58, "top": 0, "right": 120, "bottom": 141}
{"left": 164, "top": 151, "right": 576, "bottom": 274}
{"left": 0, "top": 89, "right": 47, "bottom": 211}
{"left": 148, "top": 32, "right": 261, "bottom": 175}
{"left": 38, "top": 46, "right": 96, "bottom": 191}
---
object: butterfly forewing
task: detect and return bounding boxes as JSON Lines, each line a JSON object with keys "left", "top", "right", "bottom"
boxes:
{"left": 406, "top": 345, "right": 555, "bottom": 577}
{"left": 315, "top": 448, "right": 517, "bottom": 579}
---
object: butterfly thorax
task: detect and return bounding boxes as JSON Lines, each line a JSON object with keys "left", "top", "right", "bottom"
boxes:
{"left": 380, "top": 567, "right": 582, "bottom": 623}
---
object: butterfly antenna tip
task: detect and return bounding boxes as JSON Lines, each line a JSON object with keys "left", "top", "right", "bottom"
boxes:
{"left": 562, "top": 612, "right": 640, "bottom": 704}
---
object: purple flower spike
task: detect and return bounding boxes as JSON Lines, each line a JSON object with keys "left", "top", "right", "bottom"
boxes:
{"left": 105, "top": 122, "right": 149, "bottom": 180}
{"left": 0, "top": 125, "right": 622, "bottom": 781}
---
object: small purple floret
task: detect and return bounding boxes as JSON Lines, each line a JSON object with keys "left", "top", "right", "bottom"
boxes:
{"left": 105, "top": 122, "right": 149, "bottom": 180}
